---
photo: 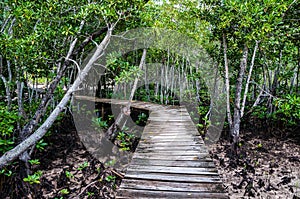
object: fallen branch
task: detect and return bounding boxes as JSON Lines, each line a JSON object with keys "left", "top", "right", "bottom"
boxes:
{"left": 109, "top": 168, "right": 125, "bottom": 179}
{"left": 74, "top": 180, "right": 98, "bottom": 199}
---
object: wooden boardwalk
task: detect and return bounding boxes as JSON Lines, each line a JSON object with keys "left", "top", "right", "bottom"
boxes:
{"left": 117, "top": 107, "right": 227, "bottom": 198}
{"left": 74, "top": 96, "right": 228, "bottom": 198}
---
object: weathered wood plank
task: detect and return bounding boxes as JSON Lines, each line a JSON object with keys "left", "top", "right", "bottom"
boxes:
{"left": 143, "top": 128, "right": 199, "bottom": 132}
{"left": 135, "top": 149, "right": 207, "bottom": 154}
{"left": 141, "top": 136, "right": 201, "bottom": 139}
{"left": 125, "top": 172, "right": 222, "bottom": 183}
{"left": 126, "top": 165, "right": 218, "bottom": 174}
{"left": 132, "top": 155, "right": 211, "bottom": 161}
{"left": 126, "top": 164, "right": 219, "bottom": 174}
{"left": 119, "top": 179, "right": 225, "bottom": 193}
{"left": 133, "top": 151, "right": 208, "bottom": 156}
{"left": 141, "top": 138, "right": 202, "bottom": 143}
{"left": 141, "top": 134, "right": 201, "bottom": 138}
{"left": 130, "top": 159, "right": 215, "bottom": 167}
{"left": 141, "top": 132, "right": 199, "bottom": 136}
{"left": 145, "top": 123, "right": 197, "bottom": 126}
{"left": 137, "top": 141, "right": 204, "bottom": 146}
{"left": 116, "top": 189, "right": 228, "bottom": 198}
{"left": 136, "top": 145, "right": 207, "bottom": 151}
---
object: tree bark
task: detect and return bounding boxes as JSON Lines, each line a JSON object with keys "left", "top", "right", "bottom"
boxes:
{"left": 143, "top": 56, "right": 150, "bottom": 101}
{"left": 19, "top": 21, "right": 85, "bottom": 141}
{"left": 19, "top": 23, "right": 109, "bottom": 142}
{"left": 0, "top": 74, "right": 12, "bottom": 110}
{"left": 241, "top": 40, "right": 259, "bottom": 117}
{"left": 222, "top": 34, "right": 233, "bottom": 129}
{"left": 0, "top": 26, "right": 113, "bottom": 169}
{"left": 0, "top": 59, "right": 12, "bottom": 110}
{"left": 297, "top": 46, "right": 300, "bottom": 93}
{"left": 231, "top": 45, "right": 248, "bottom": 153}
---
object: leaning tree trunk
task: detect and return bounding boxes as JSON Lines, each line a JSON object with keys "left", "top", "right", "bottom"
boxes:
{"left": 107, "top": 49, "right": 147, "bottom": 142}
{"left": 0, "top": 26, "right": 113, "bottom": 169}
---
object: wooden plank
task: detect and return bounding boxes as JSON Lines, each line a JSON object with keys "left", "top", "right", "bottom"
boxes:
{"left": 141, "top": 134, "right": 200, "bottom": 138}
{"left": 138, "top": 141, "right": 204, "bottom": 145}
{"left": 120, "top": 179, "right": 225, "bottom": 193}
{"left": 130, "top": 159, "right": 215, "bottom": 167}
{"left": 143, "top": 127, "right": 198, "bottom": 130}
{"left": 126, "top": 165, "right": 218, "bottom": 174}
{"left": 142, "top": 134, "right": 199, "bottom": 137}
{"left": 133, "top": 151, "right": 207, "bottom": 156}
{"left": 116, "top": 189, "right": 228, "bottom": 198}
{"left": 145, "top": 123, "right": 197, "bottom": 126}
{"left": 143, "top": 131, "right": 197, "bottom": 134}
{"left": 146, "top": 126, "right": 198, "bottom": 129}
{"left": 137, "top": 145, "right": 204, "bottom": 149}
{"left": 141, "top": 135, "right": 200, "bottom": 139}
{"left": 142, "top": 132, "right": 199, "bottom": 136}
{"left": 138, "top": 144, "right": 203, "bottom": 147}
{"left": 141, "top": 139, "right": 200, "bottom": 142}
{"left": 136, "top": 145, "right": 207, "bottom": 151}
{"left": 143, "top": 127, "right": 197, "bottom": 130}
{"left": 141, "top": 138, "right": 202, "bottom": 142}
{"left": 133, "top": 153, "right": 210, "bottom": 157}
{"left": 132, "top": 154, "right": 211, "bottom": 161}
{"left": 126, "top": 169, "right": 219, "bottom": 176}
{"left": 142, "top": 136, "right": 200, "bottom": 139}
{"left": 135, "top": 149, "right": 207, "bottom": 154}
{"left": 149, "top": 119, "right": 192, "bottom": 121}
{"left": 136, "top": 145, "right": 204, "bottom": 149}
{"left": 125, "top": 172, "right": 222, "bottom": 183}
{"left": 140, "top": 140, "right": 201, "bottom": 143}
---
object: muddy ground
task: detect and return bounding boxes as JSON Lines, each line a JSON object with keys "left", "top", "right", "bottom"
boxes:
{"left": 1, "top": 116, "right": 299, "bottom": 198}
{"left": 209, "top": 131, "right": 300, "bottom": 199}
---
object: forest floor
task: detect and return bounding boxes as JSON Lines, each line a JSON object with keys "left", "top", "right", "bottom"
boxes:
{"left": 32, "top": 119, "right": 123, "bottom": 199}
{"left": 209, "top": 131, "right": 300, "bottom": 199}
{"left": 0, "top": 116, "right": 122, "bottom": 199}
{"left": 36, "top": 125, "right": 300, "bottom": 199}
{"left": 1, "top": 117, "right": 299, "bottom": 198}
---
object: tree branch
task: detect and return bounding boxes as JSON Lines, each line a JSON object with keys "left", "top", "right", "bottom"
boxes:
{"left": 19, "top": 22, "right": 109, "bottom": 141}
{"left": 241, "top": 40, "right": 259, "bottom": 117}
{"left": 0, "top": 27, "right": 113, "bottom": 168}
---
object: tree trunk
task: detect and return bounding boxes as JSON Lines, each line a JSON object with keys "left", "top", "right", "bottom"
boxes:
{"left": 231, "top": 45, "right": 248, "bottom": 154}
{"left": 0, "top": 74, "right": 12, "bottom": 110}
{"left": 297, "top": 46, "right": 300, "bottom": 93}
{"left": 143, "top": 57, "right": 150, "bottom": 101}
{"left": 19, "top": 21, "right": 86, "bottom": 141}
{"left": 222, "top": 34, "right": 233, "bottom": 129}
{"left": 0, "top": 26, "right": 113, "bottom": 169}
{"left": 0, "top": 59, "right": 12, "bottom": 110}
{"left": 241, "top": 40, "right": 259, "bottom": 117}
